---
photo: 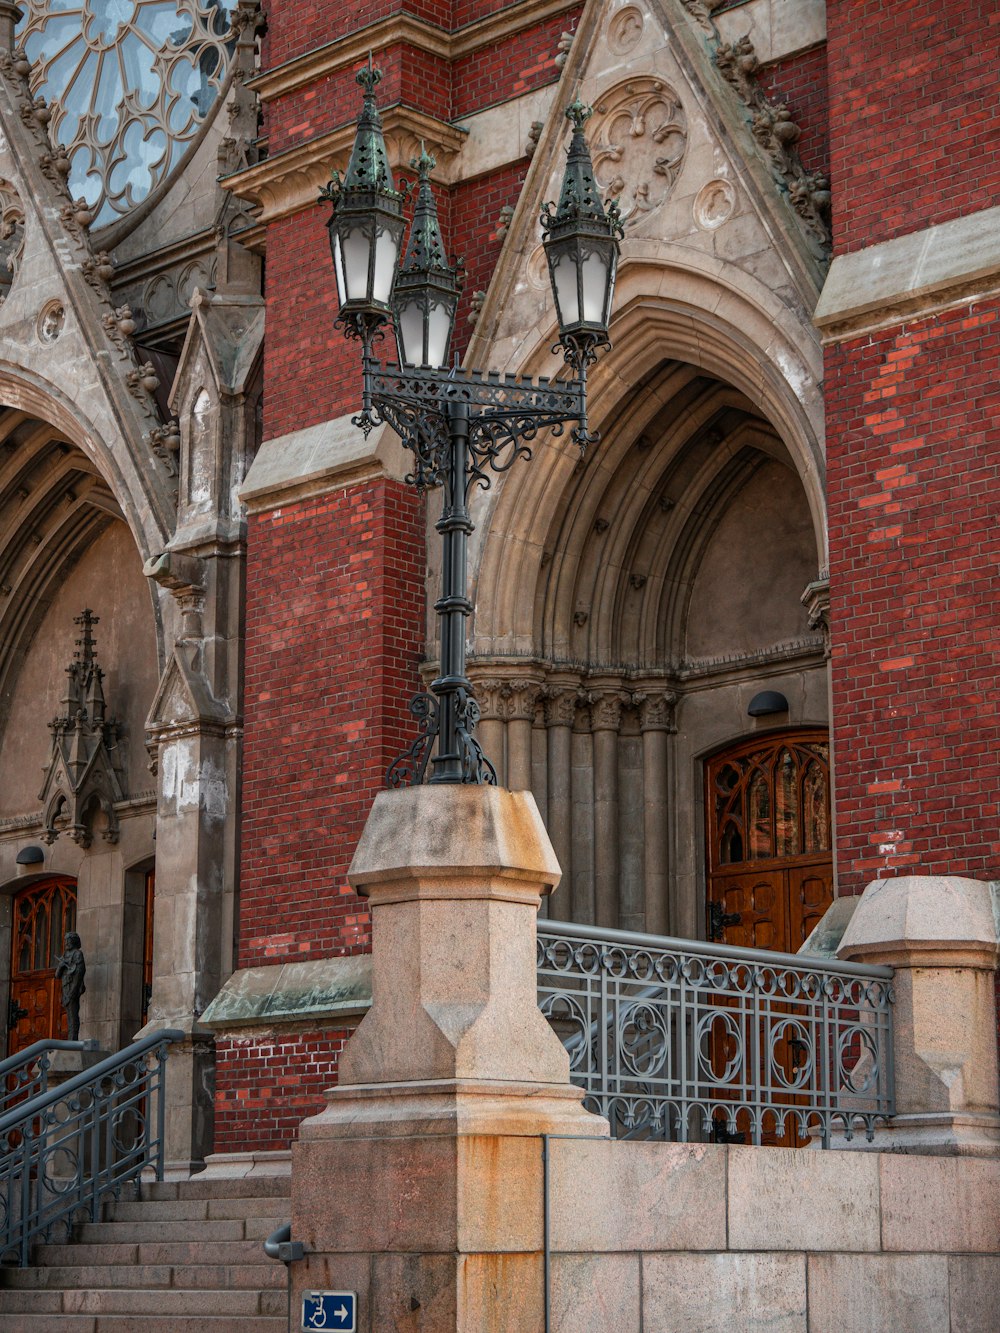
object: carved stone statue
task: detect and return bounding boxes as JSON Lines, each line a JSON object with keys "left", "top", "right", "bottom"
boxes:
{"left": 55, "top": 932, "right": 86, "bottom": 1041}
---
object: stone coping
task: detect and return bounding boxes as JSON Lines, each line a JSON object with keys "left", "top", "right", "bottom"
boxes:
{"left": 813, "top": 205, "right": 1000, "bottom": 341}
{"left": 238, "top": 415, "right": 409, "bottom": 512}
{"left": 200, "top": 955, "right": 372, "bottom": 1029}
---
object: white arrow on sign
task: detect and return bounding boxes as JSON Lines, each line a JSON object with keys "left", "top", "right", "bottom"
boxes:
{"left": 335, "top": 1308, "right": 348, "bottom": 1323}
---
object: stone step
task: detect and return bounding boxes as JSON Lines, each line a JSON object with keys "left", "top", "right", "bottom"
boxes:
{"left": 76, "top": 1215, "right": 286, "bottom": 1244}
{"left": 8, "top": 1317, "right": 286, "bottom": 1333}
{"left": 105, "top": 1195, "right": 288, "bottom": 1222}
{"left": 4, "top": 1262, "right": 285, "bottom": 1291}
{"left": 0, "top": 1285, "right": 286, "bottom": 1316}
{"left": 37, "top": 1239, "right": 274, "bottom": 1267}
{"left": 142, "top": 1175, "right": 290, "bottom": 1202}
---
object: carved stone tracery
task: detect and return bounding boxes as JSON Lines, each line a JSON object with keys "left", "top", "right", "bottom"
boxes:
{"left": 38, "top": 610, "right": 127, "bottom": 848}
{"left": 591, "top": 77, "right": 688, "bottom": 225}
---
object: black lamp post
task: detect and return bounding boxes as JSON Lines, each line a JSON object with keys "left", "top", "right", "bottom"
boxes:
{"left": 322, "top": 64, "right": 623, "bottom": 786}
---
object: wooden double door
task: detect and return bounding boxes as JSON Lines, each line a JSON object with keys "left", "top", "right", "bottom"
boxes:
{"left": 7, "top": 877, "right": 78, "bottom": 1056}
{"left": 706, "top": 730, "right": 833, "bottom": 953}
{"left": 704, "top": 731, "right": 834, "bottom": 1145}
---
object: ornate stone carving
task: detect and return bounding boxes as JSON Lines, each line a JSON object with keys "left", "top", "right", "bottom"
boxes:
{"left": 38, "top": 610, "right": 126, "bottom": 848}
{"left": 554, "top": 29, "right": 574, "bottom": 70}
{"left": 495, "top": 203, "right": 515, "bottom": 240}
{"left": 800, "top": 574, "right": 831, "bottom": 656}
{"left": 505, "top": 679, "right": 541, "bottom": 722}
{"left": 680, "top": 0, "right": 729, "bottom": 36}
{"left": 467, "top": 289, "right": 487, "bottom": 326}
{"left": 524, "top": 119, "right": 544, "bottom": 159}
{"left": 638, "top": 690, "right": 678, "bottom": 732}
{"left": 542, "top": 687, "right": 580, "bottom": 729}
{"left": 694, "top": 177, "right": 737, "bottom": 230}
{"left": 609, "top": 6, "right": 644, "bottom": 54}
{"left": 0, "top": 178, "right": 25, "bottom": 303}
{"left": 591, "top": 78, "right": 688, "bottom": 225}
{"left": 590, "top": 691, "right": 626, "bottom": 732}
{"left": 36, "top": 300, "right": 64, "bottom": 344}
{"left": 713, "top": 35, "right": 831, "bottom": 257}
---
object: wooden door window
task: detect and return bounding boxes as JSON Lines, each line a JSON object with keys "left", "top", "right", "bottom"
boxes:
{"left": 8, "top": 877, "right": 77, "bottom": 1055}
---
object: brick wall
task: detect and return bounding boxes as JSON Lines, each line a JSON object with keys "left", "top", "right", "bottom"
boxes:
{"left": 214, "top": 1030, "right": 352, "bottom": 1152}
{"left": 826, "top": 301, "right": 1000, "bottom": 895}
{"left": 826, "top": 0, "right": 1000, "bottom": 253}
{"left": 239, "top": 480, "right": 424, "bottom": 967}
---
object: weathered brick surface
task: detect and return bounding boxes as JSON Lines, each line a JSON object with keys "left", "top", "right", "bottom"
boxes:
{"left": 826, "top": 0, "right": 1000, "bottom": 253}
{"left": 826, "top": 302, "right": 1000, "bottom": 895}
{"left": 239, "top": 480, "right": 424, "bottom": 968}
{"left": 214, "top": 1031, "right": 351, "bottom": 1152}
{"left": 451, "top": 12, "right": 577, "bottom": 119}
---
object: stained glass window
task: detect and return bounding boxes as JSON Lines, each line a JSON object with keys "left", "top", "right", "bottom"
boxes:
{"left": 17, "top": 0, "right": 236, "bottom": 228}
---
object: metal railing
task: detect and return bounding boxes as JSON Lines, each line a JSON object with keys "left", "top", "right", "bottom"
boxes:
{"left": 537, "top": 921, "right": 894, "bottom": 1147}
{"left": 0, "top": 1029, "right": 182, "bottom": 1266}
{"left": 0, "top": 1040, "right": 96, "bottom": 1118}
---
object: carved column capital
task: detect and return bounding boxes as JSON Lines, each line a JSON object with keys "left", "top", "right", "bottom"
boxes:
{"left": 638, "top": 690, "right": 678, "bottom": 733}
{"left": 801, "top": 574, "right": 831, "bottom": 657}
{"left": 542, "top": 686, "right": 580, "bottom": 729}
{"left": 590, "top": 690, "right": 627, "bottom": 732}
{"left": 505, "top": 678, "right": 542, "bottom": 722}
{"left": 471, "top": 677, "right": 509, "bottom": 722}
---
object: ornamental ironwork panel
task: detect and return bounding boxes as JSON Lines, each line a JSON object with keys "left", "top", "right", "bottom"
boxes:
{"left": 537, "top": 921, "right": 894, "bottom": 1146}
{"left": 0, "top": 1029, "right": 180, "bottom": 1266}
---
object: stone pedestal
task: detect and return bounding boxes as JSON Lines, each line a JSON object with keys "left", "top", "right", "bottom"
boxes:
{"left": 837, "top": 875, "right": 1000, "bottom": 1156}
{"left": 291, "top": 786, "right": 605, "bottom": 1330}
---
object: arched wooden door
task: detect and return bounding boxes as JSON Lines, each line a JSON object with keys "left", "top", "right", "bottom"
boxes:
{"left": 705, "top": 731, "right": 833, "bottom": 952}
{"left": 7, "top": 877, "right": 77, "bottom": 1055}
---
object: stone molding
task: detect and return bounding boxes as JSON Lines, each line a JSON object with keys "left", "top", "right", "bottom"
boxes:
{"left": 813, "top": 205, "right": 1000, "bottom": 343}
{"left": 200, "top": 955, "right": 373, "bottom": 1029}
{"left": 247, "top": 0, "right": 581, "bottom": 104}
{"left": 222, "top": 105, "right": 467, "bottom": 228}
{"left": 238, "top": 414, "right": 412, "bottom": 512}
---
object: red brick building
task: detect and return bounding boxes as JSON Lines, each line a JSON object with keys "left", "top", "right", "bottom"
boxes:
{"left": 0, "top": 0, "right": 996, "bottom": 1171}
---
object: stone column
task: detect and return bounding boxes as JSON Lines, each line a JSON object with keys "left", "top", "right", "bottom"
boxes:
{"left": 472, "top": 678, "right": 507, "bottom": 787}
{"left": 543, "top": 687, "right": 577, "bottom": 923}
{"left": 837, "top": 875, "right": 1000, "bottom": 1156}
{"left": 591, "top": 691, "right": 623, "bottom": 929}
{"left": 291, "top": 786, "right": 605, "bottom": 1328}
{"left": 571, "top": 696, "right": 595, "bottom": 924}
{"left": 640, "top": 691, "right": 676, "bottom": 937}
{"left": 505, "top": 679, "right": 539, "bottom": 792}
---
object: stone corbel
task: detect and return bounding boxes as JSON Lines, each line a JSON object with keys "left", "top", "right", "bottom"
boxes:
{"left": 800, "top": 573, "right": 831, "bottom": 656}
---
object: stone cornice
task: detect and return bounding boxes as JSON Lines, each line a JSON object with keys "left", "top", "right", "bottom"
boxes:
{"left": 222, "top": 104, "right": 467, "bottom": 227}
{"left": 813, "top": 206, "right": 1000, "bottom": 344}
{"left": 248, "top": 0, "right": 581, "bottom": 103}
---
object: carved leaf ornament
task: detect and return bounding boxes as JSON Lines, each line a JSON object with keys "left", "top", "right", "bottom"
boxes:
{"left": 590, "top": 79, "right": 688, "bottom": 225}
{"left": 16, "top": 0, "right": 237, "bottom": 228}
{"left": 0, "top": 178, "right": 25, "bottom": 302}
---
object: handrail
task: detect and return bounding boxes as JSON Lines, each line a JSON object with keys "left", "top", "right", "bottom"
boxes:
{"left": 0, "top": 1040, "right": 97, "bottom": 1118}
{"left": 0, "top": 1029, "right": 183, "bottom": 1266}
{"left": 264, "top": 1220, "right": 303, "bottom": 1263}
{"left": 0, "top": 1029, "right": 183, "bottom": 1137}
{"left": 0, "top": 1039, "right": 93, "bottom": 1081}
{"left": 537, "top": 918, "right": 894, "bottom": 979}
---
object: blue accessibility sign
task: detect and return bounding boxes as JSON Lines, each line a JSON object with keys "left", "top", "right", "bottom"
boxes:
{"left": 301, "top": 1290, "right": 357, "bottom": 1331}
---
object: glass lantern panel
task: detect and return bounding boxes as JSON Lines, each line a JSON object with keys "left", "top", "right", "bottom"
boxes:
{"left": 372, "top": 227, "right": 400, "bottom": 306}
{"left": 396, "top": 301, "right": 424, "bottom": 365}
{"left": 551, "top": 252, "right": 580, "bottom": 328}
{"left": 581, "top": 249, "right": 609, "bottom": 324}
{"left": 341, "top": 227, "right": 373, "bottom": 302}
{"left": 426, "top": 301, "right": 452, "bottom": 368}
{"left": 331, "top": 232, "right": 347, "bottom": 306}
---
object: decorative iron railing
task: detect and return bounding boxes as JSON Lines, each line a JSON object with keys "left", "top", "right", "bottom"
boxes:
{"left": 0, "top": 1029, "right": 182, "bottom": 1266}
{"left": 0, "top": 1039, "right": 96, "bottom": 1118}
{"left": 537, "top": 921, "right": 894, "bottom": 1147}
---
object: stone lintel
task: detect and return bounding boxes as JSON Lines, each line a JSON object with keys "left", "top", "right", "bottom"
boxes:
{"left": 237, "top": 415, "right": 411, "bottom": 513}
{"left": 199, "top": 954, "right": 373, "bottom": 1029}
{"left": 813, "top": 205, "right": 1000, "bottom": 342}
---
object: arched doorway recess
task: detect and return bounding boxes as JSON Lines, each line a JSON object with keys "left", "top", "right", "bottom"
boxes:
{"left": 467, "top": 296, "right": 829, "bottom": 941}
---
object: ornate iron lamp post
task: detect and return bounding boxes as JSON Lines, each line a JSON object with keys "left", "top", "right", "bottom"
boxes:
{"left": 323, "top": 63, "right": 622, "bottom": 786}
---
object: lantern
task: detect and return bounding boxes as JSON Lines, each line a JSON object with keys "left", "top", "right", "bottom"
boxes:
{"left": 393, "top": 147, "right": 461, "bottom": 368}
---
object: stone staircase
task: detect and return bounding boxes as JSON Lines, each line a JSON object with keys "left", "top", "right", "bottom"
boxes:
{"left": 0, "top": 1173, "right": 291, "bottom": 1331}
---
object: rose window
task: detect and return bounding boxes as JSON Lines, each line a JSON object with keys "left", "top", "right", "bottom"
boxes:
{"left": 17, "top": 0, "right": 237, "bottom": 229}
